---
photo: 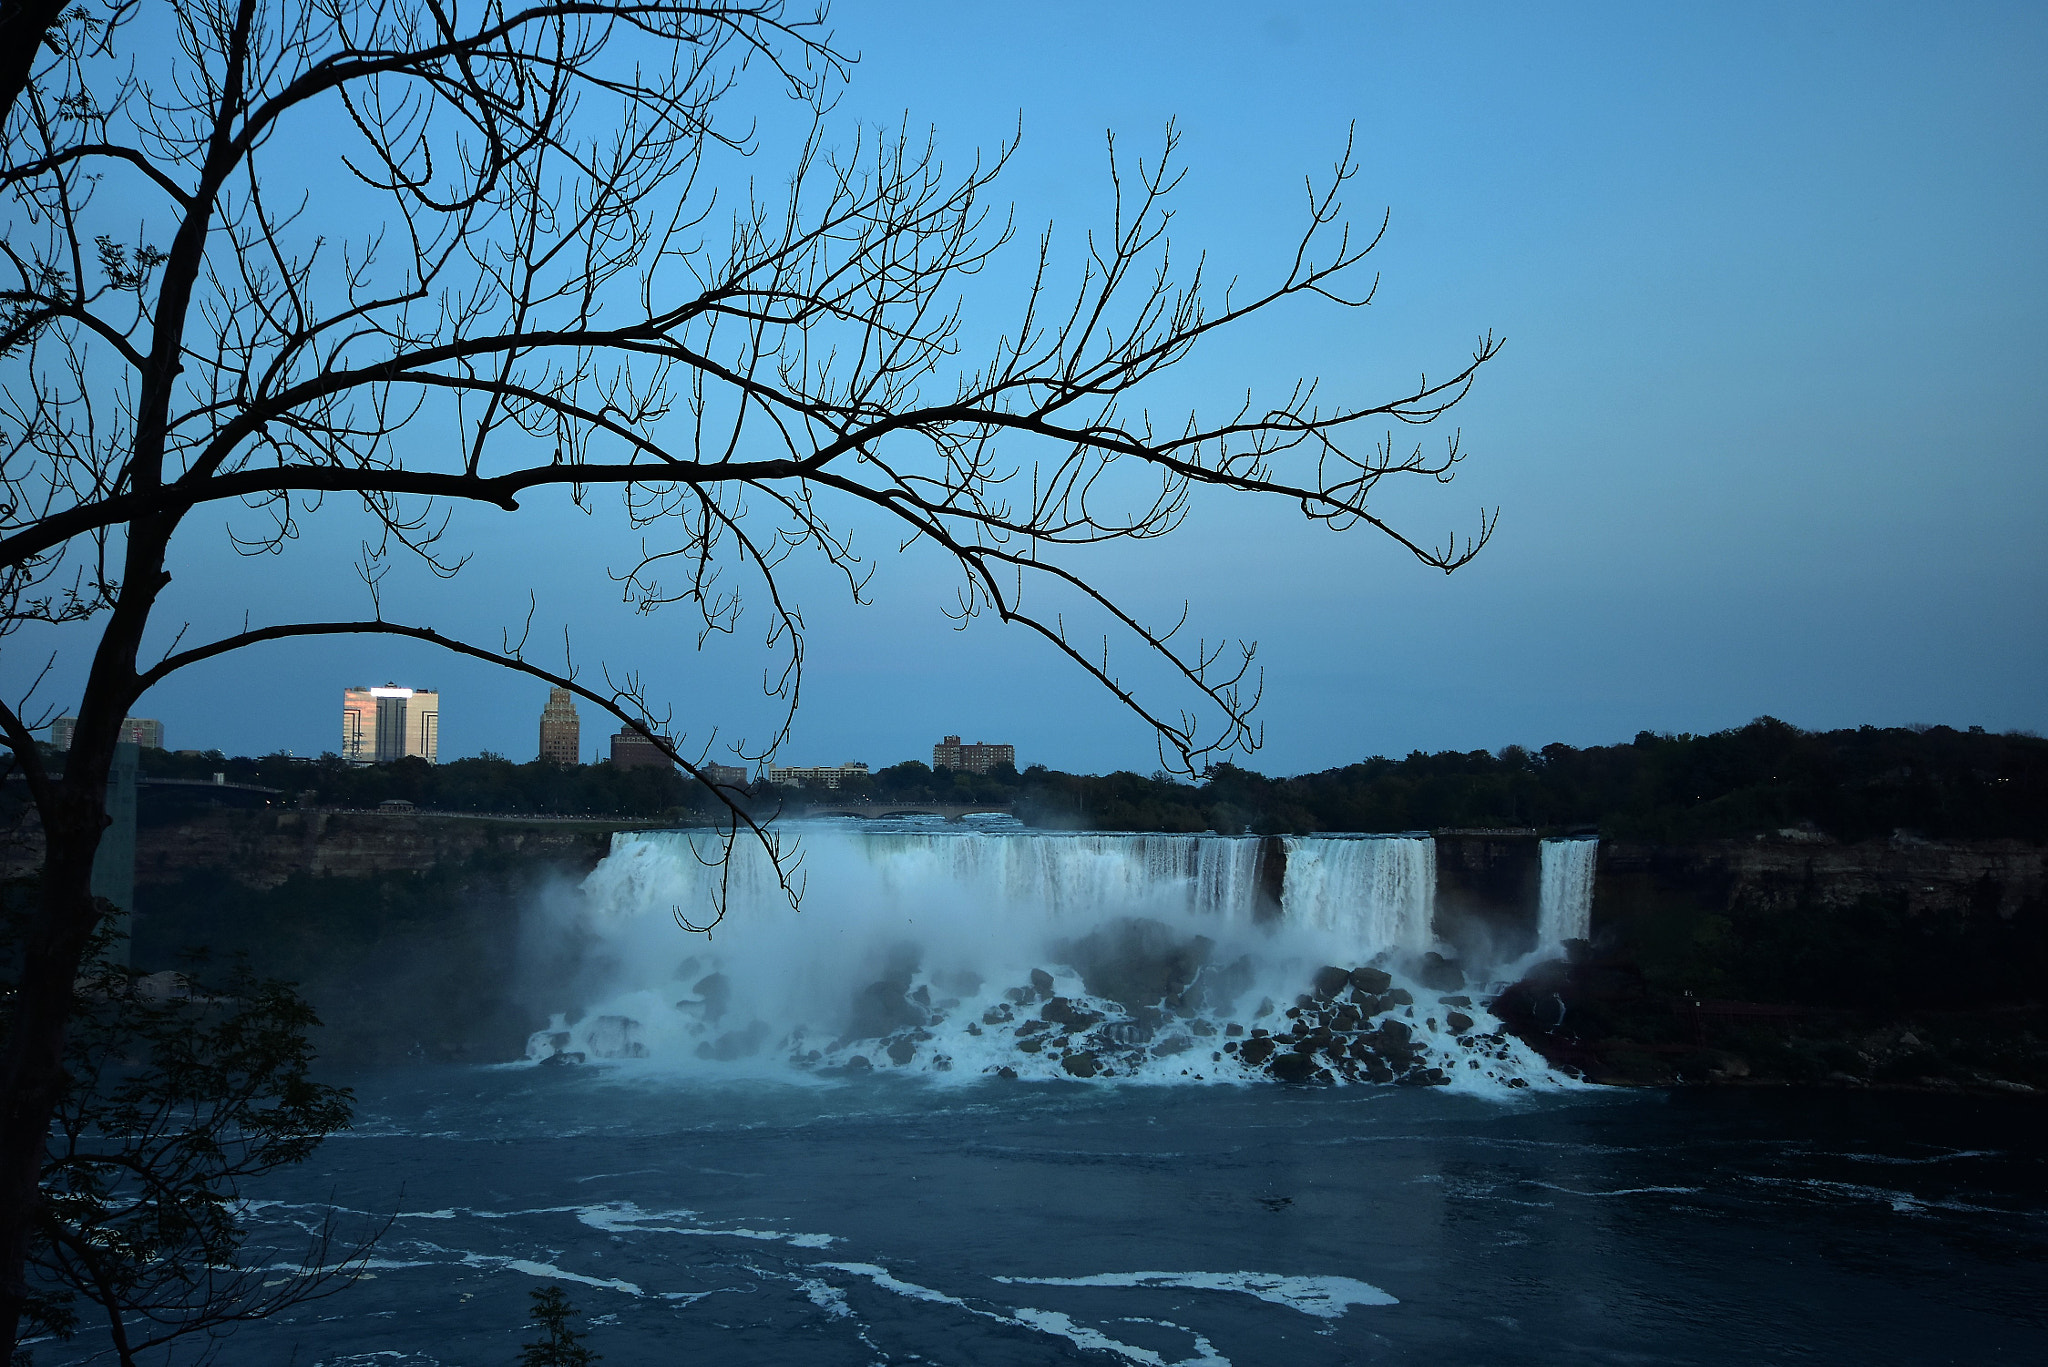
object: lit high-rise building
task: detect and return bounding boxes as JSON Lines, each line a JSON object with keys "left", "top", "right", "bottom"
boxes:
{"left": 538, "top": 687, "right": 580, "bottom": 764}
{"left": 49, "top": 716, "right": 165, "bottom": 750}
{"left": 343, "top": 685, "right": 439, "bottom": 765}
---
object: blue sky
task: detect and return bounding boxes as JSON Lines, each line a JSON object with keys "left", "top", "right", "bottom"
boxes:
{"left": 14, "top": 2, "right": 2046, "bottom": 775}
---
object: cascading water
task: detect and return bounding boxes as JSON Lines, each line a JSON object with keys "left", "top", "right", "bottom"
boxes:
{"left": 1536, "top": 837, "right": 1599, "bottom": 948}
{"left": 524, "top": 823, "right": 1564, "bottom": 1092}
{"left": 1279, "top": 836, "right": 1437, "bottom": 952}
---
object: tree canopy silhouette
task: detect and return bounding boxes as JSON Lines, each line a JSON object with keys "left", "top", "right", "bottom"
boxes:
{"left": 0, "top": 2, "right": 1498, "bottom": 1352}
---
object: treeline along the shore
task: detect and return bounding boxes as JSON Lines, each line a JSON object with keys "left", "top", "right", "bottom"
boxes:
{"left": 134, "top": 717, "right": 2048, "bottom": 842}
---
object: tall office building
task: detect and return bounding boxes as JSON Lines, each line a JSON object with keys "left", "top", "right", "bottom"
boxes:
{"left": 343, "top": 685, "right": 440, "bottom": 765}
{"left": 932, "top": 735, "right": 1014, "bottom": 775}
{"left": 48, "top": 716, "right": 165, "bottom": 750}
{"left": 538, "top": 687, "right": 580, "bottom": 763}
{"left": 609, "top": 727, "right": 673, "bottom": 771}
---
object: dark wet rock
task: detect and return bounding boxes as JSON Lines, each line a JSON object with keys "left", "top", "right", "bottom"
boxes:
{"left": 1041, "top": 997, "right": 1106, "bottom": 1032}
{"left": 1312, "top": 965, "right": 1353, "bottom": 999}
{"left": 982, "top": 1004, "right": 1013, "bottom": 1025}
{"left": 695, "top": 1020, "right": 768, "bottom": 1062}
{"left": 1386, "top": 988, "right": 1415, "bottom": 1006}
{"left": 845, "top": 1054, "right": 873, "bottom": 1072}
{"left": 1224, "top": 1022, "right": 1245, "bottom": 1037}
{"left": 1332, "top": 1005, "right": 1363, "bottom": 1030}
{"left": 1439, "top": 995, "right": 1473, "bottom": 1009}
{"left": 1405, "top": 1067, "right": 1452, "bottom": 1087}
{"left": 1030, "top": 967, "right": 1056, "bottom": 994}
{"left": 1349, "top": 966, "right": 1393, "bottom": 995}
{"left": 1062, "top": 1051, "right": 1101, "bottom": 1078}
{"left": 1352, "top": 992, "right": 1391, "bottom": 1016}
{"left": 930, "top": 1054, "right": 953, "bottom": 1072}
{"left": 887, "top": 1036, "right": 920, "bottom": 1066}
{"left": 1004, "top": 986, "right": 1036, "bottom": 1006}
{"left": 691, "top": 973, "right": 731, "bottom": 1023}
{"left": 1017, "top": 1037, "right": 1044, "bottom": 1053}
{"left": 964, "top": 1022, "right": 983, "bottom": 1036}
{"left": 1015, "top": 1019, "right": 1050, "bottom": 1036}
{"left": 909, "top": 985, "right": 932, "bottom": 1008}
{"left": 1183, "top": 954, "right": 1256, "bottom": 1016}
{"left": 1190, "top": 1019, "right": 1217, "bottom": 1036}
{"left": 1446, "top": 1011, "right": 1475, "bottom": 1035}
{"left": 846, "top": 970, "right": 928, "bottom": 1041}
{"left": 1416, "top": 953, "right": 1466, "bottom": 992}
{"left": 1152, "top": 1033, "right": 1195, "bottom": 1057}
{"left": 1239, "top": 1035, "right": 1278, "bottom": 1066}
{"left": 1058, "top": 920, "right": 1215, "bottom": 1013}
{"left": 587, "top": 1015, "right": 648, "bottom": 1060}
{"left": 994, "top": 1065, "right": 1018, "bottom": 1080}
{"left": 537, "top": 1050, "right": 581, "bottom": 1067}
{"left": 1376, "top": 1018, "right": 1413, "bottom": 1045}
{"left": 1249, "top": 1027, "right": 1270, "bottom": 1038}
{"left": 1269, "top": 1051, "right": 1319, "bottom": 1083}
{"left": 1222, "top": 1039, "right": 1239, "bottom": 1053}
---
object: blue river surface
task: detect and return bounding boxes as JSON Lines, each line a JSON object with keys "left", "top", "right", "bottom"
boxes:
{"left": 70, "top": 1071, "right": 2048, "bottom": 1366}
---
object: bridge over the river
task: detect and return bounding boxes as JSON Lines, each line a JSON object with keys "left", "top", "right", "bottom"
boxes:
{"left": 802, "top": 801, "right": 1013, "bottom": 821}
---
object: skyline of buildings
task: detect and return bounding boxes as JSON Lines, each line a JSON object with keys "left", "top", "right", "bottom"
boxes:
{"left": 342, "top": 685, "right": 440, "bottom": 765}
{"left": 765, "top": 761, "right": 870, "bottom": 788}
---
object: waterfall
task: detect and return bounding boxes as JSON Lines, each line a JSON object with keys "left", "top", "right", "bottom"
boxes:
{"left": 1278, "top": 836, "right": 1437, "bottom": 955}
{"left": 522, "top": 823, "right": 1565, "bottom": 1092}
{"left": 1536, "top": 838, "right": 1599, "bottom": 948}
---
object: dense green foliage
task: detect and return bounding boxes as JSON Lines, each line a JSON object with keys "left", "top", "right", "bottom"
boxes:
{"left": 0, "top": 904, "right": 364, "bottom": 1358}
{"left": 519, "top": 1286, "right": 600, "bottom": 1367}
{"left": 111, "top": 718, "right": 2048, "bottom": 840}
{"left": 1012, "top": 718, "right": 2048, "bottom": 841}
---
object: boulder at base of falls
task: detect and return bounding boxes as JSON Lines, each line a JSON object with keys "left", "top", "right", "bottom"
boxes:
{"left": 695, "top": 1020, "right": 770, "bottom": 1061}
{"left": 1030, "top": 968, "right": 1056, "bottom": 994}
{"left": 1151, "top": 1033, "right": 1195, "bottom": 1057}
{"left": 1238, "top": 1035, "right": 1278, "bottom": 1066}
{"left": 1349, "top": 966, "right": 1393, "bottom": 995}
{"left": 1041, "top": 997, "right": 1106, "bottom": 1032}
{"left": 886, "top": 1035, "right": 919, "bottom": 1066}
{"left": 1269, "top": 1051, "right": 1319, "bottom": 1083}
{"left": 1416, "top": 953, "right": 1465, "bottom": 991}
{"left": 1385, "top": 987, "right": 1415, "bottom": 1006}
{"left": 1312, "top": 965, "right": 1353, "bottom": 999}
{"left": 586, "top": 1015, "right": 648, "bottom": 1060}
{"left": 1446, "top": 1011, "right": 1475, "bottom": 1035}
{"left": 1062, "top": 1051, "right": 1101, "bottom": 1078}
{"left": 844, "top": 1055, "right": 873, "bottom": 1072}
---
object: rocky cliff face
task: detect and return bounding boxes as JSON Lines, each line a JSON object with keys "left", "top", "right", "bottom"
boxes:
{"left": 1599, "top": 835, "right": 2046, "bottom": 921}
{"left": 130, "top": 807, "right": 652, "bottom": 889}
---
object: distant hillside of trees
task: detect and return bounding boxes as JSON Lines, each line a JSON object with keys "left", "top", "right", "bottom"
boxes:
{"left": 117, "top": 718, "right": 2048, "bottom": 841}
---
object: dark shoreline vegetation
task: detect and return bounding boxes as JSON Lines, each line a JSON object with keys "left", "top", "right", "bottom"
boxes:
{"left": 50, "top": 718, "right": 2048, "bottom": 1093}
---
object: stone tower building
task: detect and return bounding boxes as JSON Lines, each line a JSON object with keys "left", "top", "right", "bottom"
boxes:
{"left": 538, "top": 686, "right": 580, "bottom": 764}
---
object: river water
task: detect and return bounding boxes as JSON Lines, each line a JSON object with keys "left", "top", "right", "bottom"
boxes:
{"left": 163, "top": 1074, "right": 2046, "bottom": 1365}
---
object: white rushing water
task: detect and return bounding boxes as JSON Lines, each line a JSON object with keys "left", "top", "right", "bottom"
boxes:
{"left": 1279, "top": 836, "right": 1436, "bottom": 952}
{"left": 524, "top": 823, "right": 1566, "bottom": 1093}
{"left": 1536, "top": 837, "right": 1599, "bottom": 948}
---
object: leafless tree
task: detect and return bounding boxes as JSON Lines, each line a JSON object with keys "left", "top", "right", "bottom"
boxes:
{"left": 0, "top": 0, "right": 1498, "bottom": 1355}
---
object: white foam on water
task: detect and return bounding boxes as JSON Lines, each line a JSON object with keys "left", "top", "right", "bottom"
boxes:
{"left": 995, "top": 1270, "right": 1398, "bottom": 1317}
{"left": 818, "top": 1262, "right": 1224, "bottom": 1367}
{"left": 523, "top": 825, "right": 1573, "bottom": 1095}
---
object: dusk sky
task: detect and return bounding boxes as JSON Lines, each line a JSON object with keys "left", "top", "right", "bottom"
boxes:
{"left": 14, "top": 2, "right": 2045, "bottom": 776}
